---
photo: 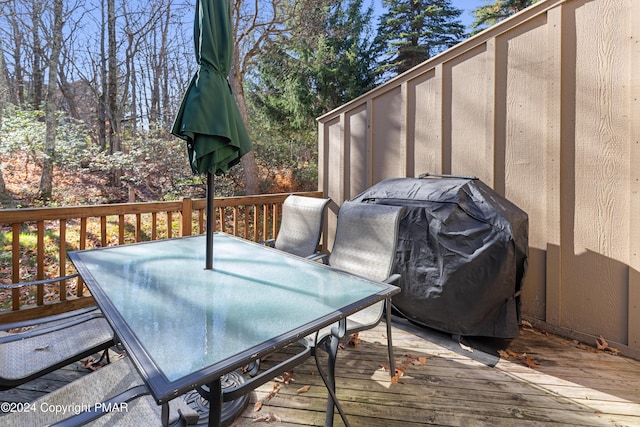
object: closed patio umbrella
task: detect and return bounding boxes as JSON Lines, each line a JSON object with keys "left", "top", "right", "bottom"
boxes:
{"left": 172, "top": 0, "right": 251, "bottom": 269}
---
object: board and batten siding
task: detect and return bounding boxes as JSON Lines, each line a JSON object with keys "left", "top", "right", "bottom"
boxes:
{"left": 317, "top": 0, "right": 640, "bottom": 358}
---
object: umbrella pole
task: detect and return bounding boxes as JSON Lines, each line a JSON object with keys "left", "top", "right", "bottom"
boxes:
{"left": 206, "top": 171, "right": 214, "bottom": 269}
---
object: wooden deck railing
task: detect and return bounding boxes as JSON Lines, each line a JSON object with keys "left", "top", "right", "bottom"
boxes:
{"left": 0, "top": 191, "right": 322, "bottom": 323}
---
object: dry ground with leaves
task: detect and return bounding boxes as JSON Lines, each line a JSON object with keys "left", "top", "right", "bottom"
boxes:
{"left": 1, "top": 154, "right": 129, "bottom": 208}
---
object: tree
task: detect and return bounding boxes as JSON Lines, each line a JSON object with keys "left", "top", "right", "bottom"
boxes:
{"left": 470, "top": 0, "right": 538, "bottom": 34}
{"left": 228, "top": 0, "right": 334, "bottom": 195}
{"left": 38, "top": 0, "right": 63, "bottom": 199}
{"left": 251, "top": 0, "right": 377, "bottom": 130}
{"left": 245, "top": 0, "right": 378, "bottom": 192}
{"left": 28, "top": 0, "right": 45, "bottom": 109}
{"left": 374, "top": 0, "right": 465, "bottom": 78}
{"left": 0, "top": 37, "right": 7, "bottom": 196}
{"left": 2, "top": 0, "right": 26, "bottom": 106}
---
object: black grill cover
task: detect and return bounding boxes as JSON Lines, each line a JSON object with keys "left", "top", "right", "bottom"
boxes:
{"left": 351, "top": 175, "right": 528, "bottom": 338}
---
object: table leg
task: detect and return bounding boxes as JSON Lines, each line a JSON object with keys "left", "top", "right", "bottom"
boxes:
{"left": 185, "top": 371, "right": 249, "bottom": 426}
{"left": 161, "top": 402, "right": 170, "bottom": 427}
{"left": 385, "top": 298, "right": 396, "bottom": 377}
{"left": 207, "top": 378, "right": 223, "bottom": 427}
{"left": 324, "top": 333, "right": 339, "bottom": 427}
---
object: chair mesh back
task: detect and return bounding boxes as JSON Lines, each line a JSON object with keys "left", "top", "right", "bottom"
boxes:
{"left": 329, "top": 202, "right": 404, "bottom": 282}
{"left": 275, "top": 195, "right": 330, "bottom": 257}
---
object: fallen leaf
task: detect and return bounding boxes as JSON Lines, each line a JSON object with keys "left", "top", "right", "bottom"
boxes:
{"left": 253, "top": 401, "right": 263, "bottom": 412}
{"left": 347, "top": 333, "right": 360, "bottom": 347}
{"left": 606, "top": 346, "right": 620, "bottom": 356}
{"left": 34, "top": 345, "right": 50, "bottom": 351}
{"left": 264, "top": 383, "right": 281, "bottom": 401}
{"left": 595, "top": 335, "right": 620, "bottom": 355}
{"left": 524, "top": 355, "right": 539, "bottom": 368}
{"left": 79, "top": 357, "right": 106, "bottom": 371}
{"left": 296, "top": 385, "right": 311, "bottom": 394}
{"left": 281, "top": 371, "right": 294, "bottom": 384}
{"left": 595, "top": 335, "right": 608, "bottom": 351}
{"left": 252, "top": 411, "right": 281, "bottom": 423}
{"left": 521, "top": 320, "right": 533, "bottom": 329}
{"left": 498, "top": 349, "right": 511, "bottom": 359}
{"left": 7, "top": 325, "right": 36, "bottom": 333}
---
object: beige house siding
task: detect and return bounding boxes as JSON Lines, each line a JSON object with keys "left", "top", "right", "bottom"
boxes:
{"left": 318, "top": 0, "right": 640, "bottom": 358}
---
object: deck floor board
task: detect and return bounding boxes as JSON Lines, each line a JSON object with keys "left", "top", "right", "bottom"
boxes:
{"left": 2, "top": 317, "right": 639, "bottom": 426}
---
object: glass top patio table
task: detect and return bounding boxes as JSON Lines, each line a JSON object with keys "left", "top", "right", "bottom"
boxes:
{"left": 69, "top": 232, "right": 399, "bottom": 408}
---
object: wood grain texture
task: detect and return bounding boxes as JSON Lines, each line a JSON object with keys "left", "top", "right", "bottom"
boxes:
{"left": 3, "top": 320, "right": 639, "bottom": 426}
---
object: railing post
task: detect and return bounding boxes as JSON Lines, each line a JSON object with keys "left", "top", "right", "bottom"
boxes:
{"left": 181, "top": 198, "right": 193, "bottom": 236}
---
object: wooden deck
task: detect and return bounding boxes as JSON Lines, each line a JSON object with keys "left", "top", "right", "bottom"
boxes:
{"left": 2, "top": 317, "right": 639, "bottom": 426}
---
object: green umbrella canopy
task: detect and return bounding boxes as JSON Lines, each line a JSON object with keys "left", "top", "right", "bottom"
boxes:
{"left": 172, "top": 0, "right": 251, "bottom": 176}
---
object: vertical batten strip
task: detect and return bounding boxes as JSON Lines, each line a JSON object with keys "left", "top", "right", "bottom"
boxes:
{"left": 341, "top": 112, "right": 349, "bottom": 200}
{"left": 366, "top": 100, "right": 373, "bottom": 188}
{"left": 485, "top": 38, "right": 497, "bottom": 190}
{"left": 439, "top": 62, "right": 452, "bottom": 174}
{"left": 401, "top": 81, "right": 410, "bottom": 178}
{"left": 545, "top": 3, "right": 566, "bottom": 326}
{"left": 491, "top": 35, "right": 507, "bottom": 196}
{"left": 628, "top": 0, "right": 640, "bottom": 350}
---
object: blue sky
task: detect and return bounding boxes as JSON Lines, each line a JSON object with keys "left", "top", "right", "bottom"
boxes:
{"left": 451, "top": 0, "right": 486, "bottom": 27}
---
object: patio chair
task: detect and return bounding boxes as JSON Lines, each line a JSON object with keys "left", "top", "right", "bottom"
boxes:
{"left": 311, "top": 201, "right": 405, "bottom": 375}
{"left": 306, "top": 201, "right": 405, "bottom": 425}
{"left": 0, "top": 274, "right": 116, "bottom": 390}
{"left": 0, "top": 356, "right": 199, "bottom": 426}
{"left": 264, "top": 195, "right": 331, "bottom": 258}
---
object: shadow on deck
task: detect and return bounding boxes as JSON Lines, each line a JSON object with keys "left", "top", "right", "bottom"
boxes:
{"left": 2, "top": 317, "right": 639, "bottom": 426}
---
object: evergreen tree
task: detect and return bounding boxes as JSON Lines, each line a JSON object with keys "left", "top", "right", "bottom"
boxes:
{"left": 374, "top": 0, "right": 465, "bottom": 79}
{"left": 247, "top": 0, "right": 378, "bottom": 190}
{"left": 470, "top": 0, "right": 538, "bottom": 34}
{"left": 250, "top": 0, "right": 378, "bottom": 130}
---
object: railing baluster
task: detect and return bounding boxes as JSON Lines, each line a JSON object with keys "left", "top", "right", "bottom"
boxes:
{"left": 233, "top": 206, "right": 238, "bottom": 236}
{"left": 136, "top": 213, "right": 142, "bottom": 242}
{"left": 152, "top": 212, "right": 158, "bottom": 240}
{"left": 101, "top": 216, "right": 107, "bottom": 247}
{"left": 59, "top": 220, "right": 67, "bottom": 301}
{"left": 262, "top": 205, "right": 268, "bottom": 241}
{"left": 12, "top": 223, "right": 20, "bottom": 311}
{"left": 0, "top": 192, "right": 322, "bottom": 320}
{"left": 252, "top": 205, "right": 258, "bottom": 241}
{"left": 78, "top": 217, "right": 87, "bottom": 296}
{"left": 37, "top": 221, "right": 45, "bottom": 307}
{"left": 118, "top": 215, "right": 125, "bottom": 244}
{"left": 272, "top": 203, "right": 279, "bottom": 240}
{"left": 198, "top": 209, "right": 204, "bottom": 234}
{"left": 217, "top": 207, "right": 223, "bottom": 232}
